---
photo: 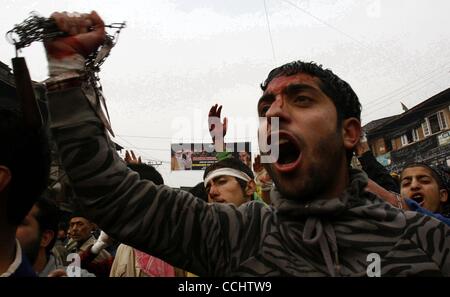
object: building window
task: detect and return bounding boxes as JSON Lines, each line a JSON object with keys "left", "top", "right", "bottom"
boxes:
{"left": 422, "top": 119, "right": 431, "bottom": 137}
{"left": 429, "top": 114, "right": 441, "bottom": 134}
{"left": 400, "top": 129, "right": 419, "bottom": 147}
{"left": 412, "top": 128, "right": 419, "bottom": 142}
{"left": 428, "top": 114, "right": 441, "bottom": 134}
{"left": 401, "top": 134, "right": 409, "bottom": 146}
{"left": 437, "top": 111, "right": 448, "bottom": 130}
{"left": 423, "top": 111, "right": 448, "bottom": 136}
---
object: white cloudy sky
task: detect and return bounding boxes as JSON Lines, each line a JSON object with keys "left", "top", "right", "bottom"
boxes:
{"left": 1, "top": 0, "right": 449, "bottom": 187}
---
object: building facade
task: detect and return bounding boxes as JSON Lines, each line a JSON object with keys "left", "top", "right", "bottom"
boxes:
{"left": 363, "top": 88, "right": 450, "bottom": 173}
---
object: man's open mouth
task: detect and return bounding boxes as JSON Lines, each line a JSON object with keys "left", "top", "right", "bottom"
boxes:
{"left": 270, "top": 132, "right": 302, "bottom": 173}
{"left": 411, "top": 193, "right": 424, "bottom": 205}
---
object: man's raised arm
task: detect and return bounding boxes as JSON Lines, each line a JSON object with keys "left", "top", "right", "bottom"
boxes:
{"left": 43, "top": 11, "right": 264, "bottom": 276}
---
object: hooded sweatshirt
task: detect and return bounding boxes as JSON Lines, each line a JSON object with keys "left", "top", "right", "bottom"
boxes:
{"left": 47, "top": 83, "right": 450, "bottom": 276}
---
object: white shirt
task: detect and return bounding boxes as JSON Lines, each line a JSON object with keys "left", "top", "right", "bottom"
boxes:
{"left": 0, "top": 239, "right": 23, "bottom": 277}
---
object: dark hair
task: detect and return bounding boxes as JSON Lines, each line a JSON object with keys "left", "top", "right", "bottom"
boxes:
{"left": 35, "top": 197, "right": 60, "bottom": 254}
{"left": 203, "top": 157, "right": 255, "bottom": 181}
{"left": 0, "top": 108, "right": 50, "bottom": 225}
{"left": 70, "top": 209, "right": 88, "bottom": 220}
{"left": 261, "top": 61, "right": 361, "bottom": 123}
{"left": 189, "top": 182, "right": 208, "bottom": 202}
{"left": 58, "top": 221, "right": 68, "bottom": 232}
{"left": 128, "top": 163, "right": 164, "bottom": 185}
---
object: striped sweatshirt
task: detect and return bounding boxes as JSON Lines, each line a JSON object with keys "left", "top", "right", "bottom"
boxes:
{"left": 47, "top": 84, "right": 450, "bottom": 276}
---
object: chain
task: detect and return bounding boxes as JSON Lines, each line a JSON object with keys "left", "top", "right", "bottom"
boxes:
{"left": 6, "top": 11, "right": 126, "bottom": 84}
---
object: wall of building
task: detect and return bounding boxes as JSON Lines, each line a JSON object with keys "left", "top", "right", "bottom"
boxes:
{"left": 442, "top": 105, "right": 450, "bottom": 126}
{"left": 392, "top": 137, "right": 402, "bottom": 151}
{"left": 370, "top": 137, "right": 386, "bottom": 157}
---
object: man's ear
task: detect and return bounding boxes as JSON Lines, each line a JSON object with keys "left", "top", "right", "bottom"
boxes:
{"left": 342, "top": 117, "right": 361, "bottom": 151}
{"left": 439, "top": 189, "right": 448, "bottom": 204}
{"left": 0, "top": 166, "right": 12, "bottom": 192}
{"left": 245, "top": 180, "right": 257, "bottom": 198}
{"left": 40, "top": 230, "right": 55, "bottom": 249}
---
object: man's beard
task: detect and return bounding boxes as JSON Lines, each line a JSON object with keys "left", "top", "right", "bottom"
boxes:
{"left": 22, "top": 236, "right": 41, "bottom": 266}
{"left": 267, "top": 132, "right": 345, "bottom": 202}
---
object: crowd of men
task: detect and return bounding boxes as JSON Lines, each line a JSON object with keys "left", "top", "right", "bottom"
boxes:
{"left": 0, "top": 11, "right": 449, "bottom": 277}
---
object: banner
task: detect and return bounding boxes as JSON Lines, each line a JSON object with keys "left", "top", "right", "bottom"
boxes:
{"left": 171, "top": 142, "right": 251, "bottom": 171}
{"left": 438, "top": 130, "right": 450, "bottom": 146}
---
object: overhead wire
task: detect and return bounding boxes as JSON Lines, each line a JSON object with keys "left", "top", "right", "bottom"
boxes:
{"left": 263, "top": 0, "right": 277, "bottom": 64}
{"left": 362, "top": 71, "right": 449, "bottom": 116}
{"left": 363, "top": 62, "right": 450, "bottom": 109}
{"left": 276, "top": 0, "right": 449, "bottom": 114}
{"left": 114, "top": 134, "right": 169, "bottom": 163}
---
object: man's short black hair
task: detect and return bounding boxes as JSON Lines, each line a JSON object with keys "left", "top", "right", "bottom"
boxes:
{"left": 189, "top": 182, "right": 208, "bottom": 202}
{"left": 35, "top": 197, "right": 60, "bottom": 254}
{"left": 128, "top": 163, "right": 164, "bottom": 185}
{"left": 261, "top": 61, "right": 361, "bottom": 123}
{"left": 69, "top": 209, "right": 88, "bottom": 220}
{"left": 0, "top": 108, "right": 50, "bottom": 225}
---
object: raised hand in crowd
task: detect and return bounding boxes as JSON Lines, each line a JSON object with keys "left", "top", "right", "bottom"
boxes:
{"left": 252, "top": 154, "right": 263, "bottom": 173}
{"left": 208, "top": 104, "right": 227, "bottom": 152}
{"left": 253, "top": 154, "right": 272, "bottom": 204}
{"left": 44, "top": 11, "right": 105, "bottom": 62}
{"left": 124, "top": 150, "right": 142, "bottom": 164}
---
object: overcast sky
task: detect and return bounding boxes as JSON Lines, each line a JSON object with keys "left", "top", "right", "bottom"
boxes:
{"left": 1, "top": 0, "right": 449, "bottom": 187}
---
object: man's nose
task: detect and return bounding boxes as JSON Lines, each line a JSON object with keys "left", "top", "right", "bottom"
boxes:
{"left": 209, "top": 185, "right": 220, "bottom": 199}
{"left": 265, "top": 96, "right": 289, "bottom": 125}
{"left": 410, "top": 179, "right": 421, "bottom": 190}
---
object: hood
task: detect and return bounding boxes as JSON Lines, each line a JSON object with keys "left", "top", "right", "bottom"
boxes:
{"left": 270, "top": 169, "right": 370, "bottom": 276}
{"left": 271, "top": 168, "right": 369, "bottom": 217}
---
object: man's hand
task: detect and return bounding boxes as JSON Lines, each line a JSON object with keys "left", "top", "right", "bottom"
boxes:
{"left": 91, "top": 231, "right": 113, "bottom": 255}
{"left": 48, "top": 269, "right": 68, "bottom": 277}
{"left": 208, "top": 104, "right": 228, "bottom": 142}
{"left": 124, "top": 150, "right": 142, "bottom": 164}
{"left": 253, "top": 154, "right": 263, "bottom": 173}
{"left": 254, "top": 154, "right": 272, "bottom": 185}
{"left": 44, "top": 11, "right": 106, "bottom": 60}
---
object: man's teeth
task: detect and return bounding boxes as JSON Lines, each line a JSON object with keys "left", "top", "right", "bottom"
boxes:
{"left": 279, "top": 138, "right": 289, "bottom": 145}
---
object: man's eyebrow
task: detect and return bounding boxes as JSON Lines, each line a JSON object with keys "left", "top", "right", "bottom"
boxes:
{"left": 212, "top": 175, "right": 227, "bottom": 182}
{"left": 258, "top": 93, "right": 275, "bottom": 106}
{"left": 284, "top": 83, "right": 317, "bottom": 97}
{"left": 258, "top": 83, "right": 318, "bottom": 105}
{"left": 401, "top": 174, "right": 432, "bottom": 181}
